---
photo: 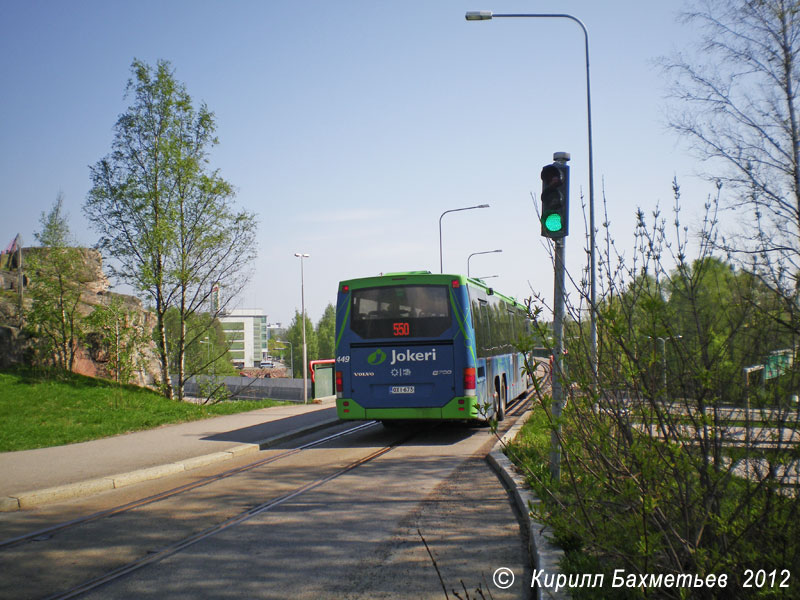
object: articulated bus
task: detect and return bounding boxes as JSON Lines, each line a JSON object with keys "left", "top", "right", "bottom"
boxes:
{"left": 334, "top": 271, "right": 532, "bottom": 423}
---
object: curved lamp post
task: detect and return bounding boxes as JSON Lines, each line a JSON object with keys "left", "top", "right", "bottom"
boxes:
{"left": 274, "top": 341, "right": 293, "bottom": 378}
{"left": 467, "top": 249, "right": 502, "bottom": 278}
{"left": 466, "top": 10, "right": 598, "bottom": 376}
{"left": 439, "top": 204, "right": 490, "bottom": 273}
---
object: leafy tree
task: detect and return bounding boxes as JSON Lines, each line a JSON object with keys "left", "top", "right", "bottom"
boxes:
{"left": 315, "top": 303, "right": 336, "bottom": 360}
{"left": 25, "top": 194, "right": 86, "bottom": 371}
{"left": 163, "top": 308, "right": 234, "bottom": 377}
{"left": 36, "top": 191, "right": 71, "bottom": 247}
{"left": 286, "top": 310, "right": 317, "bottom": 378}
{"left": 86, "top": 295, "right": 150, "bottom": 384}
{"left": 163, "top": 308, "right": 234, "bottom": 403}
{"left": 86, "top": 59, "right": 257, "bottom": 399}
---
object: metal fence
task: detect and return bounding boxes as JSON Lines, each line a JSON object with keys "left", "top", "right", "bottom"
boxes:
{"left": 180, "top": 375, "right": 311, "bottom": 403}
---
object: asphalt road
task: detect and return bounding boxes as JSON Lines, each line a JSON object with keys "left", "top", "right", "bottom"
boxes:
{"left": 1, "top": 419, "right": 532, "bottom": 600}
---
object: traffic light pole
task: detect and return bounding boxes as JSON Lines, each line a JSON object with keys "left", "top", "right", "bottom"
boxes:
{"left": 539, "top": 151, "right": 569, "bottom": 480}
{"left": 550, "top": 237, "right": 567, "bottom": 481}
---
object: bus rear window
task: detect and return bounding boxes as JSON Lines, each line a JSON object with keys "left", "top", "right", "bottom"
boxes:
{"left": 350, "top": 285, "right": 452, "bottom": 339}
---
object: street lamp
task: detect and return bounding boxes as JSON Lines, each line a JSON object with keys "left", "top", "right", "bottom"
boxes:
{"left": 439, "top": 204, "right": 490, "bottom": 273}
{"left": 199, "top": 335, "right": 211, "bottom": 371}
{"left": 466, "top": 10, "right": 598, "bottom": 378}
{"left": 467, "top": 249, "right": 502, "bottom": 278}
{"left": 274, "top": 341, "right": 293, "bottom": 377}
{"left": 265, "top": 322, "right": 281, "bottom": 363}
{"left": 294, "top": 252, "right": 310, "bottom": 404}
{"left": 648, "top": 335, "right": 682, "bottom": 395}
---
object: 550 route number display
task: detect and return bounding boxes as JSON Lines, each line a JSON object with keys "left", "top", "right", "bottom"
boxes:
{"left": 393, "top": 322, "right": 410, "bottom": 336}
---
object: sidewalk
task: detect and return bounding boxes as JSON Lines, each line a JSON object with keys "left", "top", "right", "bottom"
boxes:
{"left": 0, "top": 398, "right": 339, "bottom": 512}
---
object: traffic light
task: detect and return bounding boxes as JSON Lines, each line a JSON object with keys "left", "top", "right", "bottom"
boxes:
{"left": 540, "top": 161, "right": 569, "bottom": 239}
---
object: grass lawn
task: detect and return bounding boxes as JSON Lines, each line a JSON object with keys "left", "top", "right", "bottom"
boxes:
{"left": 0, "top": 368, "right": 289, "bottom": 452}
{"left": 504, "top": 404, "right": 552, "bottom": 482}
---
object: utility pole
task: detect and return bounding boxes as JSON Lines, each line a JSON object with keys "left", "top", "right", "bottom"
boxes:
{"left": 550, "top": 237, "right": 567, "bottom": 480}
{"left": 294, "top": 253, "right": 310, "bottom": 404}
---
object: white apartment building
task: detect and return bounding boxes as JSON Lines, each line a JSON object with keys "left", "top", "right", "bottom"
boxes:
{"left": 219, "top": 308, "right": 269, "bottom": 369}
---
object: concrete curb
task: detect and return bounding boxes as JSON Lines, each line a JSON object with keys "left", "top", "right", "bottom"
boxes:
{"left": 1, "top": 415, "right": 341, "bottom": 512}
{"left": 486, "top": 411, "right": 567, "bottom": 600}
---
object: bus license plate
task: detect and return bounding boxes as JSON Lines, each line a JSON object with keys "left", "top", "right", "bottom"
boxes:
{"left": 390, "top": 386, "right": 415, "bottom": 394}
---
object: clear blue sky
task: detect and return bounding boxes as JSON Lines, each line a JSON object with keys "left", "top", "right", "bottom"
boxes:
{"left": 0, "top": 1, "right": 710, "bottom": 327}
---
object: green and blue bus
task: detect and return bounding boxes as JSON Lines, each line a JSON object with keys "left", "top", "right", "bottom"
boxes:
{"left": 334, "top": 271, "right": 532, "bottom": 423}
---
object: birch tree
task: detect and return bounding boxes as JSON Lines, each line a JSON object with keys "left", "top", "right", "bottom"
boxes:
{"left": 26, "top": 193, "right": 86, "bottom": 371}
{"left": 86, "top": 59, "right": 257, "bottom": 399}
{"left": 663, "top": 0, "right": 800, "bottom": 290}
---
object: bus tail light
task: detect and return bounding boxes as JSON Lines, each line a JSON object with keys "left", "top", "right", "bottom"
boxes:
{"left": 463, "top": 368, "right": 476, "bottom": 396}
{"left": 336, "top": 371, "right": 343, "bottom": 394}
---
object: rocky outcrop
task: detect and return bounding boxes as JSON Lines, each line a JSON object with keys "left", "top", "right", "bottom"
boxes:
{"left": 0, "top": 248, "right": 160, "bottom": 386}
{"left": 0, "top": 325, "right": 25, "bottom": 368}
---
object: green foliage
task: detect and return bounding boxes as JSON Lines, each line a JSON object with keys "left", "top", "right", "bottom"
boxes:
{"left": 162, "top": 308, "right": 234, "bottom": 377}
{"left": 505, "top": 405, "right": 551, "bottom": 483}
{"left": 162, "top": 308, "right": 235, "bottom": 403}
{"left": 511, "top": 189, "right": 800, "bottom": 599}
{"left": 195, "top": 375, "right": 231, "bottom": 404}
{"left": 85, "top": 59, "right": 257, "bottom": 399}
{"left": 35, "top": 191, "right": 71, "bottom": 247}
{"left": 24, "top": 195, "right": 86, "bottom": 371}
{"left": 316, "top": 303, "right": 336, "bottom": 360}
{"left": 85, "top": 296, "right": 150, "bottom": 384}
{"left": 286, "top": 310, "right": 317, "bottom": 378}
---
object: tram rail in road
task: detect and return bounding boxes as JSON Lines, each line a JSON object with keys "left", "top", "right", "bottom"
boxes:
{"left": 1, "top": 394, "right": 533, "bottom": 600}
{"left": 47, "top": 433, "right": 409, "bottom": 600}
{"left": 0, "top": 421, "right": 378, "bottom": 551}
{"left": 1, "top": 420, "right": 397, "bottom": 599}
{"left": 1, "top": 389, "right": 533, "bottom": 553}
